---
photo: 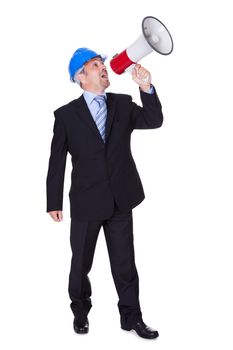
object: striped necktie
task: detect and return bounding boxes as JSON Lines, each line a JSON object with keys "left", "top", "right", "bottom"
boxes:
{"left": 94, "top": 95, "right": 107, "bottom": 142}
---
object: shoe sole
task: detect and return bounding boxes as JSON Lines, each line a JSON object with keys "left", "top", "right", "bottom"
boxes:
{"left": 74, "top": 326, "right": 89, "bottom": 334}
{"left": 74, "top": 329, "right": 89, "bottom": 334}
{"left": 121, "top": 326, "right": 159, "bottom": 339}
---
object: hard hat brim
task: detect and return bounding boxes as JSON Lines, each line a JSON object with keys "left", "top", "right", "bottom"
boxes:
{"left": 88, "top": 53, "right": 108, "bottom": 63}
{"left": 100, "top": 54, "right": 108, "bottom": 62}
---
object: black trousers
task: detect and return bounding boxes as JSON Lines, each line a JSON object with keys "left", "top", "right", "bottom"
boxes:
{"left": 68, "top": 200, "right": 142, "bottom": 327}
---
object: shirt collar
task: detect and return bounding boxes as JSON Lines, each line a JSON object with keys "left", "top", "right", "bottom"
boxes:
{"left": 83, "top": 90, "right": 107, "bottom": 106}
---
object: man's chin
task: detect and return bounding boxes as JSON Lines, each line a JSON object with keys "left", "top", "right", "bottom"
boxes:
{"left": 103, "top": 80, "right": 110, "bottom": 89}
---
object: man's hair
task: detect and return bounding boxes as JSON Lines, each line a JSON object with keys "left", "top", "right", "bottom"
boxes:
{"left": 73, "top": 66, "right": 86, "bottom": 88}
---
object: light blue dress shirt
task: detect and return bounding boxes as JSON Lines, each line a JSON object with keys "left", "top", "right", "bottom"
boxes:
{"left": 83, "top": 90, "right": 107, "bottom": 119}
{"left": 83, "top": 84, "right": 155, "bottom": 119}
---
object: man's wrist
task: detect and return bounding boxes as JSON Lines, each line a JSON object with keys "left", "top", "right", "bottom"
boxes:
{"left": 139, "top": 83, "right": 155, "bottom": 94}
{"left": 139, "top": 84, "right": 151, "bottom": 93}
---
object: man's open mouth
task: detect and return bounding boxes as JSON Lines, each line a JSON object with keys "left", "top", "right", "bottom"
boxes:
{"left": 101, "top": 72, "right": 108, "bottom": 79}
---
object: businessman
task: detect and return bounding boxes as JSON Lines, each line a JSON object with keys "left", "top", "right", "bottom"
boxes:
{"left": 46, "top": 47, "right": 163, "bottom": 339}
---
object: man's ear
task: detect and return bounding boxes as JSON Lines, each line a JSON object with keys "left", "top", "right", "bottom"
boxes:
{"left": 77, "top": 71, "right": 86, "bottom": 85}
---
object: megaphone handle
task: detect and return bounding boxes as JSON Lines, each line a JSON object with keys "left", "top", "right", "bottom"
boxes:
{"left": 125, "top": 64, "right": 136, "bottom": 74}
{"left": 125, "top": 63, "right": 150, "bottom": 84}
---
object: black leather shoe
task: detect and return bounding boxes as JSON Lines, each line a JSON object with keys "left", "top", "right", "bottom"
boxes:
{"left": 73, "top": 315, "right": 89, "bottom": 334}
{"left": 121, "top": 319, "right": 159, "bottom": 339}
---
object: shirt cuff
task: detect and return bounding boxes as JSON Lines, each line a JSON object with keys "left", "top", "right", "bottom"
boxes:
{"left": 140, "top": 84, "right": 155, "bottom": 94}
{"left": 147, "top": 84, "right": 155, "bottom": 94}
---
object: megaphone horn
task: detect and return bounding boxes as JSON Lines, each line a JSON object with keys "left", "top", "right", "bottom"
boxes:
{"left": 110, "top": 16, "right": 174, "bottom": 75}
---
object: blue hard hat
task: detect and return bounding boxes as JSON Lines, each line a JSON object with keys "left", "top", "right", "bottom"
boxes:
{"left": 68, "top": 47, "right": 108, "bottom": 82}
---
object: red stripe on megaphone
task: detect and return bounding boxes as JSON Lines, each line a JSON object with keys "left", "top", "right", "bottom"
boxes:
{"left": 110, "top": 50, "right": 136, "bottom": 75}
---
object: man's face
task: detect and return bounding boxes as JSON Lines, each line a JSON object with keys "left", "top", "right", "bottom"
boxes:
{"left": 77, "top": 56, "right": 110, "bottom": 92}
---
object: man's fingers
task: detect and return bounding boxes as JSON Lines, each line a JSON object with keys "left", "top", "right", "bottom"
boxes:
{"left": 58, "top": 211, "right": 63, "bottom": 221}
{"left": 48, "top": 211, "right": 63, "bottom": 222}
{"left": 132, "top": 64, "right": 152, "bottom": 87}
{"left": 133, "top": 65, "right": 149, "bottom": 79}
{"left": 133, "top": 64, "right": 141, "bottom": 75}
{"left": 135, "top": 63, "right": 141, "bottom": 69}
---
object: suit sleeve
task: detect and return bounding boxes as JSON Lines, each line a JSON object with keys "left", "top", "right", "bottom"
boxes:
{"left": 130, "top": 86, "right": 163, "bottom": 130}
{"left": 46, "top": 111, "right": 68, "bottom": 212}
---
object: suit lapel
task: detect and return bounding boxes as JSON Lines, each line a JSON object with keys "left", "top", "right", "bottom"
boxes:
{"left": 105, "top": 93, "right": 116, "bottom": 141}
{"left": 73, "top": 93, "right": 117, "bottom": 144}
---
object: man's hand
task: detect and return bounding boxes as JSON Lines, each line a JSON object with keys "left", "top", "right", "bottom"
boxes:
{"left": 48, "top": 210, "right": 63, "bottom": 222}
{"left": 132, "top": 64, "right": 152, "bottom": 92}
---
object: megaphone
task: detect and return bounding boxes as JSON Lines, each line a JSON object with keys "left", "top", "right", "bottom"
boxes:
{"left": 110, "top": 16, "right": 173, "bottom": 75}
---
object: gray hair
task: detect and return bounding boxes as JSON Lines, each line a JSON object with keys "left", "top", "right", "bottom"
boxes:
{"left": 73, "top": 66, "right": 86, "bottom": 86}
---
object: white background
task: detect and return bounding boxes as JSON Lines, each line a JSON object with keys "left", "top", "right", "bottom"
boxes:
{"left": 0, "top": 0, "right": 233, "bottom": 349}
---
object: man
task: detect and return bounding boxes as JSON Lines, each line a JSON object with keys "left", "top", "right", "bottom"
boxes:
{"left": 46, "top": 47, "right": 163, "bottom": 339}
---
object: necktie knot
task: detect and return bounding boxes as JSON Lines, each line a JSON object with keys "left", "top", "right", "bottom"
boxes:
{"left": 94, "top": 95, "right": 106, "bottom": 107}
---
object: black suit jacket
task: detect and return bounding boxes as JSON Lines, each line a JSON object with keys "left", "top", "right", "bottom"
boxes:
{"left": 46, "top": 87, "right": 163, "bottom": 220}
